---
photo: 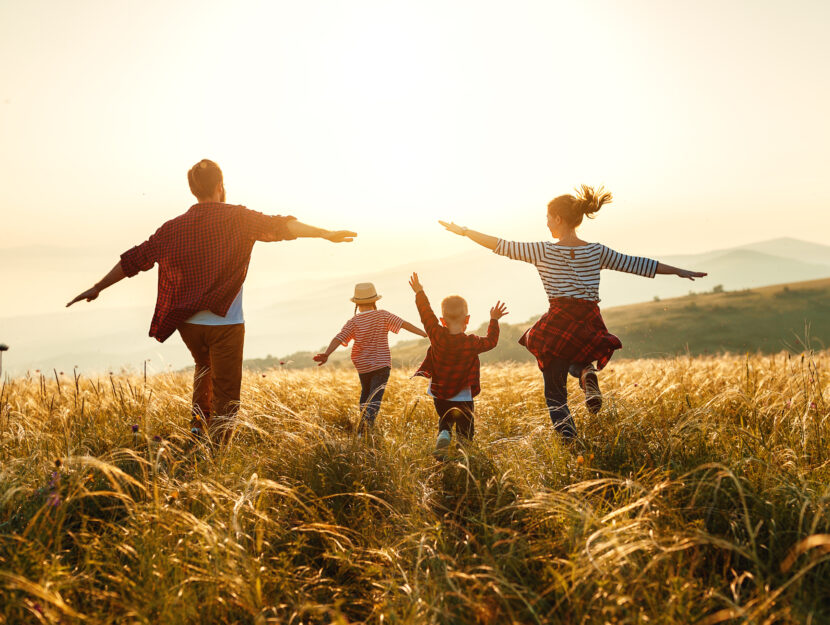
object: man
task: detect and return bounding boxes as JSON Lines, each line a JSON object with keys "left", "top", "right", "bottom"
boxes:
{"left": 67, "top": 159, "right": 356, "bottom": 442}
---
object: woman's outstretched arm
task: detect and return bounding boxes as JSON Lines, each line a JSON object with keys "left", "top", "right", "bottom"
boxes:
{"left": 656, "top": 263, "right": 707, "bottom": 280}
{"left": 438, "top": 221, "right": 499, "bottom": 250}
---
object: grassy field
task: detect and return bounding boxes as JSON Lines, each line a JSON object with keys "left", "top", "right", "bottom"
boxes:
{"left": 247, "top": 278, "right": 830, "bottom": 372}
{"left": 1, "top": 351, "right": 830, "bottom": 624}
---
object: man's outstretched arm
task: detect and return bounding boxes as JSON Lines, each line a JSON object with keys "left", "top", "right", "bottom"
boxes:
{"left": 286, "top": 219, "right": 357, "bottom": 242}
{"left": 66, "top": 261, "right": 127, "bottom": 307}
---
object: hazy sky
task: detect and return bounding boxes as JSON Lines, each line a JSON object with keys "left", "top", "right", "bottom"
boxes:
{"left": 2, "top": 0, "right": 829, "bottom": 268}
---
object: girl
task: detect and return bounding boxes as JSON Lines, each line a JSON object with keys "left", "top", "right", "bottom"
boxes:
{"left": 439, "top": 185, "right": 706, "bottom": 439}
{"left": 314, "top": 282, "right": 427, "bottom": 431}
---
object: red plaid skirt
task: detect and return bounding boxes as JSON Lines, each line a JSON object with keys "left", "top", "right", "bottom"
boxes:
{"left": 519, "top": 297, "right": 622, "bottom": 370}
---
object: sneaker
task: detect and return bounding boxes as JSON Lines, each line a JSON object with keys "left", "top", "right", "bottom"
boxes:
{"left": 579, "top": 366, "right": 602, "bottom": 414}
{"left": 433, "top": 430, "right": 452, "bottom": 459}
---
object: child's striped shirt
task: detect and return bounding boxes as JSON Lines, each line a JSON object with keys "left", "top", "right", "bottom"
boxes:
{"left": 494, "top": 240, "right": 658, "bottom": 302}
{"left": 335, "top": 310, "right": 404, "bottom": 373}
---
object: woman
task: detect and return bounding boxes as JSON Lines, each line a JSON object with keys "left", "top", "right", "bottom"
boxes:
{"left": 439, "top": 185, "right": 706, "bottom": 439}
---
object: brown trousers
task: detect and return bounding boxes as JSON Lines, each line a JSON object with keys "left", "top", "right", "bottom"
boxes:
{"left": 178, "top": 322, "right": 245, "bottom": 441}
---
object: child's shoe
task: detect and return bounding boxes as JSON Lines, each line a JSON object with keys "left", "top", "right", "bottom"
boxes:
{"left": 579, "top": 365, "right": 602, "bottom": 414}
{"left": 357, "top": 419, "right": 373, "bottom": 441}
{"left": 433, "top": 430, "right": 452, "bottom": 459}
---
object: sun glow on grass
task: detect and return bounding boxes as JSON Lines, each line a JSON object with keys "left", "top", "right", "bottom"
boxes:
{"left": 0, "top": 352, "right": 829, "bottom": 622}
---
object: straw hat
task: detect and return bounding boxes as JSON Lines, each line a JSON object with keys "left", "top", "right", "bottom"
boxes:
{"left": 350, "top": 282, "right": 382, "bottom": 304}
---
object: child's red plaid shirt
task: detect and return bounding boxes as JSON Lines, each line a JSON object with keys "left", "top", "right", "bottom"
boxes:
{"left": 119, "top": 203, "right": 296, "bottom": 342}
{"left": 413, "top": 291, "right": 499, "bottom": 399}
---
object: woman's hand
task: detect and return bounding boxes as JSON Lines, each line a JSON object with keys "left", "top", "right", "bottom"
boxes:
{"left": 66, "top": 286, "right": 100, "bottom": 307}
{"left": 676, "top": 268, "right": 707, "bottom": 280}
{"left": 656, "top": 263, "right": 708, "bottom": 281}
{"left": 438, "top": 220, "right": 467, "bottom": 236}
{"left": 313, "top": 353, "right": 329, "bottom": 366}
{"left": 490, "top": 301, "right": 509, "bottom": 320}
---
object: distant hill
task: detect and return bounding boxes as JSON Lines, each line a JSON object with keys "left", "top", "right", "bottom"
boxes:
{"left": 246, "top": 277, "right": 830, "bottom": 370}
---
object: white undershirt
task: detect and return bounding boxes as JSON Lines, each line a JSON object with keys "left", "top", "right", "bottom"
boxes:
{"left": 185, "top": 288, "right": 244, "bottom": 325}
{"left": 428, "top": 384, "right": 473, "bottom": 402}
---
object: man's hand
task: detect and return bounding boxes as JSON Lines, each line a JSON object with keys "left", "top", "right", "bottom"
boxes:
{"left": 438, "top": 220, "right": 466, "bottom": 236}
{"left": 66, "top": 286, "right": 100, "bottom": 307}
{"left": 313, "top": 353, "right": 329, "bottom": 366}
{"left": 490, "top": 301, "right": 509, "bottom": 320}
{"left": 409, "top": 272, "right": 424, "bottom": 293}
{"left": 677, "top": 269, "right": 707, "bottom": 280}
{"left": 323, "top": 230, "right": 357, "bottom": 243}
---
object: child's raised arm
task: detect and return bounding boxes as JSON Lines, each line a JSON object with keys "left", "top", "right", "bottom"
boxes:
{"left": 409, "top": 273, "right": 443, "bottom": 342}
{"left": 470, "top": 300, "right": 508, "bottom": 353}
{"left": 439, "top": 221, "right": 499, "bottom": 251}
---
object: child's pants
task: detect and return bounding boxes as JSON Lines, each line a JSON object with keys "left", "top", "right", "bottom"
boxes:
{"left": 358, "top": 366, "right": 391, "bottom": 425}
{"left": 433, "top": 398, "right": 475, "bottom": 440}
{"left": 178, "top": 322, "right": 245, "bottom": 442}
{"left": 541, "top": 358, "right": 588, "bottom": 439}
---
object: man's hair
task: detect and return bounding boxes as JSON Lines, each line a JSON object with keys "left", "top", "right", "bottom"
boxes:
{"left": 187, "top": 159, "right": 223, "bottom": 200}
{"left": 441, "top": 295, "right": 468, "bottom": 321}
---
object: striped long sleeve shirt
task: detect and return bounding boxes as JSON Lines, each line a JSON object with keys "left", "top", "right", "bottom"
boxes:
{"left": 494, "top": 240, "right": 658, "bottom": 302}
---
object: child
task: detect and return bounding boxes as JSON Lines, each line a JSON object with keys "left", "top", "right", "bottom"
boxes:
{"left": 408, "top": 272, "right": 508, "bottom": 455}
{"left": 438, "top": 185, "right": 706, "bottom": 439}
{"left": 314, "top": 282, "right": 427, "bottom": 431}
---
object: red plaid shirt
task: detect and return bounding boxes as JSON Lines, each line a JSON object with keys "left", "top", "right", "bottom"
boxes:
{"left": 413, "top": 291, "right": 499, "bottom": 399}
{"left": 120, "top": 203, "right": 296, "bottom": 342}
{"left": 519, "top": 297, "right": 622, "bottom": 370}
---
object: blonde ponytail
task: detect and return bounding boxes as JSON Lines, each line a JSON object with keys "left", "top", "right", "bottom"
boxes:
{"left": 547, "top": 184, "right": 613, "bottom": 227}
{"left": 574, "top": 184, "right": 612, "bottom": 219}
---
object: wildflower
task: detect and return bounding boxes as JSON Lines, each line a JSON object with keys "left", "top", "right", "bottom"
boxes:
{"left": 577, "top": 455, "right": 585, "bottom": 465}
{"left": 280, "top": 361, "right": 286, "bottom": 366}
{"left": 589, "top": 453, "right": 595, "bottom": 461}
{"left": 153, "top": 435, "right": 162, "bottom": 442}
{"left": 131, "top": 424, "right": 139, "bottom": 433}
{"left": 48, "top": 471, "right": 59, "bottom": 489}
{"left": 262, "top": 374, "right": 266, "bottom": 378}
{"left": 46, "top": 492, "right": 61, "bottom": 507}
{"left": 33, "top": 603, "right": 44, "bottom": 616}
{"left": 811, "top": 402, "right": 817, "bottom": 410}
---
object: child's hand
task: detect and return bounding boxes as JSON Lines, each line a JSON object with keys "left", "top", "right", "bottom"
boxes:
{"left": 409, "top": 272, "right": 424, "bottom": 293}
{"left": 677, "top": 269, "right": 707, "bottom": 280}
{"left": 313, "top": 353, "right": 328, "bottom": 366}
{"left": 490, "top": 301, "right": 509, "bottom": 320}
{"left": 438, "top": 220, "right": 467, "bottom": 237}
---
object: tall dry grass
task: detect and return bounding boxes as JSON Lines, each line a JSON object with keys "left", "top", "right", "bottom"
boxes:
{"left": 1, "top": 351, "right": 829, "bottom": 624}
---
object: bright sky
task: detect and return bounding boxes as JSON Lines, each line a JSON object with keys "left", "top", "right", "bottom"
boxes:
{"left": 1, "top": 0, "right": 829, "bottom": 271}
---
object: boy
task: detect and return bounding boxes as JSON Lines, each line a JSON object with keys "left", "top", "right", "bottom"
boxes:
{"left": 408, "top": 272, "right": 508, "bottom": 456}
